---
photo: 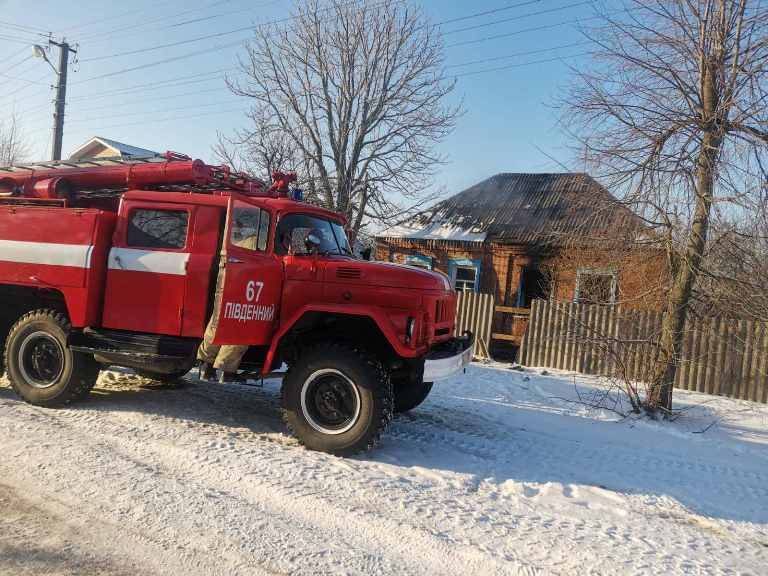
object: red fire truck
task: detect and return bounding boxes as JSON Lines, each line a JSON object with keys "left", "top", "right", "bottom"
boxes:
{"left": 0, "top": 153, "right": 472, "bottom": 455}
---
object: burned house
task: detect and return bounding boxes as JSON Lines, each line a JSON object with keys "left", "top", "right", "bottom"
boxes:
{"left": 375, "top": 172, "right": 661, "bottom": 349}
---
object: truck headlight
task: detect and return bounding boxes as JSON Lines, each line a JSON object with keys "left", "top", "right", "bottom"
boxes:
{"left": 405, "top": 317, "right": 416, "bottom": 344}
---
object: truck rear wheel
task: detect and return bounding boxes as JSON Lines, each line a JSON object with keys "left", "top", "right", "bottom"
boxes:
{"left": 4, "top": 310, "right": 100, "bottom": 407}
{"left": 281, "top": 344, "right": 393, "bottom": 456}
{"left": 394, "top": 379, "right": 433, "bottom": 413}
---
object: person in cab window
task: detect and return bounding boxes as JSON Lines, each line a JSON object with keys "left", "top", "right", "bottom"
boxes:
{"left": 197, "top": 207, "right": 262, "bottom": 383}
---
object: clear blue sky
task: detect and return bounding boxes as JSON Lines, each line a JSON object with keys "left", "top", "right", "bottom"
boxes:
{"left": 0, "top": 0, "right": 605, "bottom": 194}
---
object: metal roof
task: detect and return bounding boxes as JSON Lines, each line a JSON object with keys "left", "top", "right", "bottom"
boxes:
{"left": 379, "top": 172, "right": 639, "bottom": 246}
{"left": 69, "top": 136, "right": 159, "bottom": 160}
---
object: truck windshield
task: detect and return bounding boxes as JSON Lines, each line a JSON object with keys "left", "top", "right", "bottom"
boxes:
{"left": 276, "top": 213, "right": 352, "bottom": 256}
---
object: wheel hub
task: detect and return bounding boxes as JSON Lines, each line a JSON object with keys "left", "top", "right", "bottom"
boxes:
{"left": 19, "top": 332, "right": 65, "bottom": 389}
{"left": 300, "top": 369, "right": 362, "bottom": 435}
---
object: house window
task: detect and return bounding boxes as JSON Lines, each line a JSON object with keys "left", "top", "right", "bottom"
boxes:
{"left": 127, "top": 209, "right": 188, "bottom": 249}
{"left": 574, "top": 269, "right": 617, "bottom": 305}
{"left": 448, "top": 258, "right": 481, "bottom": 292}
{"left": 454, "top": 266, "right": 478, "bottom": 292}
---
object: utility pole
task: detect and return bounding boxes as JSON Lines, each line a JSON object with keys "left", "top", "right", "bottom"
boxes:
{"left": 33, "top": 39, "right": 76, "bottom": 161}
{"left": 50, "top": 40, "right": 71, "bottom": 162}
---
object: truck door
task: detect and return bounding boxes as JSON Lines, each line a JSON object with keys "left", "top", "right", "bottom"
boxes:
{"left": 102, "top": 201, "right": 194, "bottom": 335}
{"left": 212, "top": 196, "right": 281, "bottom": 346}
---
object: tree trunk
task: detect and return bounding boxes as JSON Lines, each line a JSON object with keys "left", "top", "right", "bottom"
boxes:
{"left": 652, "top": 62, "right": 721, "bottom": 412}
{"left": 653, "top": 148, "right": 721, "bottom": 412}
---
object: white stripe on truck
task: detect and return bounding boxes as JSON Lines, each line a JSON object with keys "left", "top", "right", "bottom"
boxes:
{"left": 108, "top": 248, "right": 189, "bottom": 276}
{"left": 0, "top": 239, "right": 93, "bottom": 268}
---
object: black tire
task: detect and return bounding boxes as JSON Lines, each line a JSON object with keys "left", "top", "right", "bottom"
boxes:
{"left": 133, "top": 368, "right": 190, "bottom": 388}
{"left": 4, "top": 309, "right": 100, "bottom": 407}
{"left": 281, "top": 344, "right": 393, "bottom": 456}
{"left": 394, "top": 379, "right": 433, "bottom": 413}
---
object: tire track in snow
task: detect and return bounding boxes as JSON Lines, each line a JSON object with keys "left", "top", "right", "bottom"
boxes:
{"left": 1, "top": 373, "right": 766, "bottom": 575}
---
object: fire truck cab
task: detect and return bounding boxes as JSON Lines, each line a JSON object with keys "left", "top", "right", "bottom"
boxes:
{"left": 0, "top": 153, "right": 472, "bottom": 455}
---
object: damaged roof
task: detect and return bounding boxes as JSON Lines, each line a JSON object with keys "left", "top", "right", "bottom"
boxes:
{"left": 379, "top": 172, "right": 639, "bottom": 245}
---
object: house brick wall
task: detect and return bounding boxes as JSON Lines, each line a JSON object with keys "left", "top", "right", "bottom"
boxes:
{"left": 375, "top": 238, "right": 666, "bottom": 312}
{"left": 374, "top": 239, "right": 532, "bottom": 306}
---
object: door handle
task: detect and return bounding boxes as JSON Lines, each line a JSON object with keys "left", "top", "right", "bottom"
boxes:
{"left": 227, "top": 256, "right": 244, "bottom": 264}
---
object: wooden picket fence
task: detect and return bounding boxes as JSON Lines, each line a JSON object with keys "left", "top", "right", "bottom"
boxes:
{"left": 519, "top": 299, "right": 768, "bottom": 403}
{"left": 455, "top": 291, "right": 495, "bottom": 360}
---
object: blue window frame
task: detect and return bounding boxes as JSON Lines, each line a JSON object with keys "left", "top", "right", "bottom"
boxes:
{"left": 448, "top": 258, "right": 481, "bottom": 292}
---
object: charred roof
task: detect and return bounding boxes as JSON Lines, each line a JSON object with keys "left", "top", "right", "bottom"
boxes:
{"left": 379, "top": 172, "right": 641, "bottom": 246}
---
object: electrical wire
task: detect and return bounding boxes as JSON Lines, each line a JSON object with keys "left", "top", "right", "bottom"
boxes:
{"left": 78, "top": 0, "right": 369, "bottom": 63}
{"left": 453, "top": 51, "right": 590, "bottom": 78}
{"left": 441, "top": 1, "right": 593, "bottom": 35}
{"left": 0, "top": 72, "right": 51, "bottom": 101}
{"left": 437, "top": 0, "right": 542, "bottom": 26}
{"left": 62, "top": 0, "right": 182, "bottom": 34}
{"left": 0, "top": 53, "right": 33, "bottom": 79}
{"left": 1, "top": 45, "right": 30, "bottom": 65}
{"left": 62, "top": 107, "right": 248, "bottom": 135}
{"left": 76, "top": 0, "right": 232, "bottom": 42}
{"left": 446, "top": 41, "right": 590, "bottom": 68}
{"left": 446, "top": 12, "right": 608, "bottom": 49}
{"left": 25, "top": 99, "right": 241, "bottom": 135}
{"left": 81, "top": 0, "right": 282, "bottom": 46}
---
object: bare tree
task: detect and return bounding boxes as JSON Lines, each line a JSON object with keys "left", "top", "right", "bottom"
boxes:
{"left": 0, "top": 115, "right": 29, "bottom": 167}
{"left": 228, "top": 0, "right": 459, "bottom": 239}
{"left": 213, "top": 108, "right": 301, "bottom": 183}
{"left": 564, "top": 0, "right": 768, "bottom": 412}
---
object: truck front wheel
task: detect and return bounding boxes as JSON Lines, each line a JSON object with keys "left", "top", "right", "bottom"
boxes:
{"left": 4, "top": 310, "right": 100, "bottom": 407}
{"left": 281, "top": 344, "right": 393, "bottom": 456}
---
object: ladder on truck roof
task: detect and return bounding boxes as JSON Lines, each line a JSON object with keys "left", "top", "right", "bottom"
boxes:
{"left": 0, "top": 151, "right": 268, "bottom": 205}
{"left": 0, "top": 154, "right": 172, "bottom": 173}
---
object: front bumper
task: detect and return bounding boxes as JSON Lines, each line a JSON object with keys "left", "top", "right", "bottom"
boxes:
{"left": 423, "top": 332, "right": 474, "bottom": 382}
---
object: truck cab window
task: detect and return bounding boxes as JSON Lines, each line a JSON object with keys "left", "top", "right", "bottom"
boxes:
{"left": 230, "top": 202, "right": 270, "bottom": 252}
{"left": 127, "top": 209, "right": 188, "bottom": 249}
{"left": 276, "top": 213, "right": 350, "bottom": 256}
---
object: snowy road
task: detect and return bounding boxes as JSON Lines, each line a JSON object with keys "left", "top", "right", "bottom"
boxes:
{"left": 1, "top": 364, "right": 767, "bottom": 575}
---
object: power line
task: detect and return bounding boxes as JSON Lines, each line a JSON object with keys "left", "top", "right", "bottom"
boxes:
{"left": 78, "top": 0, "right": 364, "bottom": 63}
{"left": 446, "top": 41, "right": 590, "bottom": 68}
{"left": 82, "top": 0, "right": 282, "bottom": 46}
{"left": 437, "top": 0, "right": 542, "bottom": 26}
{"left": 1, "top": 45, "right": 30, "bottom": 65}
{"left": 76, "top": 0, "right": 581, "bottom": 86}
{"left": 442, "top": 1, "right": 593, "bottom": 35}
{"left": 62, "top": 0, "right": 182, "bottom": 34}
{"left": 454, "top": 51, "right": 590, "bottom": 78}
{"left": 76, "top": 0, "right": 232, "bottom": 42}
{"left": 0, "top": 72, "right": 50, "bottom": 101}
{"left": 21, "top": 85, "right": 230, "bottom": 120}
{"left": 0, "top": 18, "right": 51, "bottom": 35}
{"left": 62, "top": 107, "right": 248, "bottom": 135}
{"left": 0, "top": 32, "right": 44, "bottom": 45}
{"left": 79, "top": 24, "right": 254, "bottom": 63}
{"left": 0, "top": 70, "right": 49, "bottom": 85}
{"left": 63, "top": 69, "right": 234, "bottom": 105}
{"left": 1, "top": 54, "right": 33, "bottom": 74}
{"left": 446, "top": 12, "right": 606, "bottom": 48}
{"left": 26, "top": 99, "right": 241, "bottom": 135}
{"left": 23, "top": 87, "right": 236, "bottom": 126}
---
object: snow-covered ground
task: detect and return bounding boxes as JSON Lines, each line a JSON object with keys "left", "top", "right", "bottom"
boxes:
{"left": 1, "top": 363, "right": 767, "bottom": 575}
